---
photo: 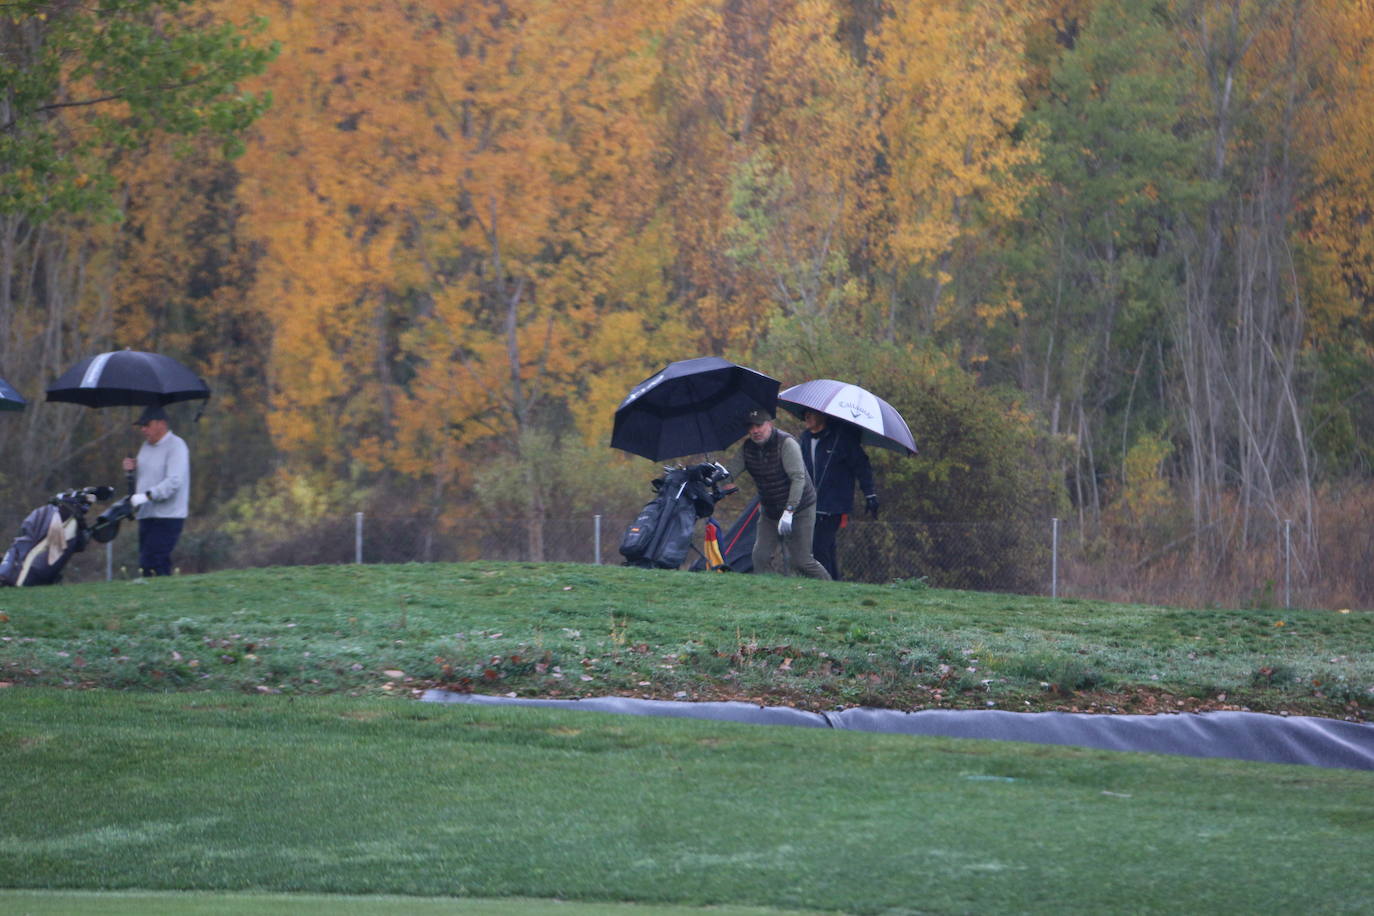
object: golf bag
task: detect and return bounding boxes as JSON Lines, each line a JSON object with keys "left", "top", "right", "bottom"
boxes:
{"left": 690, "top": 495, "right": 760, "bottom": 573}
{"left": 0, "top": 486, "right": 125, "bottom": 587}
{"left": 620, "top": 463, "right": 734, "bottom": 569}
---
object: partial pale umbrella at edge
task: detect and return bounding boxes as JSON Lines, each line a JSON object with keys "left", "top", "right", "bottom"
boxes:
{"left": 777, "top": 378, "right": 917, "bottom": 456}
{"left": 0, "top": 374, "right": 25, "bottom": 411}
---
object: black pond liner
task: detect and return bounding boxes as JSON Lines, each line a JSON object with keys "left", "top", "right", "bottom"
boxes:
{"left": 421, "top": 691, "right": 1374, "bottom": 771}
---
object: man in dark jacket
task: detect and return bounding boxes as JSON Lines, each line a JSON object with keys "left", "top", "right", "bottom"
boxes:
{"left": 799, "top": 409, "right": 877, "bottom": 581}
{"left": 725, "top": 409, "right": 831, "bottom": 579}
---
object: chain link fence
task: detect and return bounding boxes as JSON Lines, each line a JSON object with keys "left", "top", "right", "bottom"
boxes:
{"left": 43, "top": 504, "right": 1347, "bottom": 611}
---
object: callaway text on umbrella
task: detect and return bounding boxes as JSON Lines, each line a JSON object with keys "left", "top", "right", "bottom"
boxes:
{"left": 611, "top": 356, "right": 779, "bottom": 461}
{"left": 46, "top": 349, "right": 211, "bottom": 408}
{"left": 777, "top": 378, "right": 917, "bottom": 456}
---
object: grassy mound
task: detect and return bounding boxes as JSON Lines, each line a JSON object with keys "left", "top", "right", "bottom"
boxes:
{"left": 2, "top": 562, "right": 1369, "bottom": 718}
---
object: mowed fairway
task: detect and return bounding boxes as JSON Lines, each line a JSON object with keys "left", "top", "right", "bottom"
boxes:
{"left": 2, "top": 563, "right": 1372, "bottom": 914}
{"left": 2, "top": 689, "right": 1372, "bottom": 914}
{"left": 0, "top": 890, "right": 816, "bottom": 916}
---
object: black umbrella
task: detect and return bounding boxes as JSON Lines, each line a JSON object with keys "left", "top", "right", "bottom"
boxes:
{"left": 777, "top": 378, "right": 917, "bottom": 456}
{"left": 0, "top": 374, "right": 25, "bottom": 411}
{"left": 611, "top": 356, "right": 780, "bottom": 461}
{"left": 46, "top": 349, "right": 210, "bottom": 408}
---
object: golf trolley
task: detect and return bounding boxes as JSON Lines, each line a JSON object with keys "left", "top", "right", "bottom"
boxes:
{"left": 619, "top": 462, "right": 742, "bottom": 570}
{"left": 0, "top": 486, "right": 133, "bottom": 586}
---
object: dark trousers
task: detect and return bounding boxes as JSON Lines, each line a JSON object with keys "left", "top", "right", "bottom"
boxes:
{"left": 138, "top": 517, "right": 184, "bottom": 577}
{"left": 813, "top": 512, "right": 844, "bottom": 581}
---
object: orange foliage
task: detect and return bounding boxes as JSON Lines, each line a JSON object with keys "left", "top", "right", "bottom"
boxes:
{"left": 233, "top": 1, "right": 686, "bottom": 499}
{"left": 869, "top": 0, "right": 1041, "bottom": 336}
{"left": 1303, "top": 0, "right": 1374, "bottom": 347}
{"left": 658, "top": 0, "right": 875, "bottom": 350}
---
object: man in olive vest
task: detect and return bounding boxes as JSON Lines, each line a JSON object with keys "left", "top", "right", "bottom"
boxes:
{"left": 725, "top": 408, "right": 831, "bottom": 579}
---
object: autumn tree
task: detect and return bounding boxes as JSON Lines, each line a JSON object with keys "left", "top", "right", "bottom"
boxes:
{"left": 1164, "top": 0, "right": 1325, "bottom": 557}
{"left": 1008, "top": 0, "right": 1205, "bottom": 526}
{"left": 867, "top": 0, "right": 1041, "bottom": 345}
{"left": 1301, "top": 0, "right": 1374, "bottom": 475}
{"left": 0, "top": 1, "right": 275, "bottom": 508}
{"left": 659, "top": 0, "right": 876, "bottom": 351}
{"left": 234, "top": 1, "right": 686, "bottom": 553}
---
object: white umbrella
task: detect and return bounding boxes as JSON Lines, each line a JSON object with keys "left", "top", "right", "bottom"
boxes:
{"left": 777, "top": 379, "right": 917, "bottom": 456}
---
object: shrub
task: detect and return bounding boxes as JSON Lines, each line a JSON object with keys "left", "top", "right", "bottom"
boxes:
{"left": 754, "top": 320, "right": 1068, "bottom": 592}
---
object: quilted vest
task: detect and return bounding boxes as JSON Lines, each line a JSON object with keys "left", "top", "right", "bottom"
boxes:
{"left": 743, "top": 429, "right": 814, "bottom": 517}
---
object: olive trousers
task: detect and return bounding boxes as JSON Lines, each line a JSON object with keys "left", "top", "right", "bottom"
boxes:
{"left": 752, "top": 502, "right": 831, "bottom": 580}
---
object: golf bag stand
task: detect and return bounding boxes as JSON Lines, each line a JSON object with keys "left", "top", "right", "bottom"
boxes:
{"left": 620, "top": 463, "right": 734, "bottom": 569}
{"left": 0, "top": 486, "right": 124, "bottom": 587}
{"left": 690, "top": 495, "right": 760, "bottom": 573}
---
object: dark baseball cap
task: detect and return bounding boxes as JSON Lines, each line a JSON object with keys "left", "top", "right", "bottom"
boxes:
{"left": 745, "top": 408, "right": 772, "bottom": 426}
{"left": 133, "top": 405, "right": 169, "bottom": 426}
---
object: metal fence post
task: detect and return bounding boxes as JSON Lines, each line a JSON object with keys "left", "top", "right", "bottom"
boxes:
{"left": 1284, "top": 518, "right": 1292, "bottom": 609}
{"left": 355, "top": 512, "right": 364, "bottom": 565}
{"left": 594, "top": 514, "right": 602, "bottom": 565}
{"left": 1051, "top": 517, "right": 1059, "bottom": 599}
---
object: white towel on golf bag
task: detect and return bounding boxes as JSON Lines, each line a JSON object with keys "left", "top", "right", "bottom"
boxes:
{"left": 46, "top": 511, "right": 67, "bottom": 565}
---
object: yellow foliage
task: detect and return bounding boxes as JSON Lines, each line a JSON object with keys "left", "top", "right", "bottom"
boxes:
{"left": 658, "top": 0, "right": 876, "bottom": 347}
{"left": 1303, "top": 0, "right": 1374, "bottom": 343}
{"left": 1123, "top": 433, "right": 1172, "bottom": 520}
{"left": 218, "top": 467, "right": 353, "bottom": 542}
{"left": 231, "top": 0, "right": 675, "bottom": 499}
{"left": 869, "top": 0, "right": 1041, "bottom": 331}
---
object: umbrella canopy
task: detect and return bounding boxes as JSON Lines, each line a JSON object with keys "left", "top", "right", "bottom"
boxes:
{"left": 611, "top": 356, "right": 780, "bottom": 461}
{"left": 0, "top": 374, "right": 25, "bottom": 411}
{"left": 777, "top": 378, "right": 917, "bottom": 456}
{"left": 46, "top": 350, "right": 210, "bottom": 408}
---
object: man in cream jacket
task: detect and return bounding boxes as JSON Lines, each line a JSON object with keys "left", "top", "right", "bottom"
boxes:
{"left": 122, "top": 405, "right": 190, "bottom": 577}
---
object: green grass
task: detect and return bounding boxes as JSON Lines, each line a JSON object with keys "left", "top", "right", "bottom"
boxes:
{"left": 2, "top": 563, "right": 1372, "bottom": 913}
{"left": 2, "top": 689, "right": 1372, "bottom": 915}
{"left": 0, "top": 890, "right": 818, "bottom": 916}
{"left": 1, "top": 562, "right": 1370, "bottom": 716}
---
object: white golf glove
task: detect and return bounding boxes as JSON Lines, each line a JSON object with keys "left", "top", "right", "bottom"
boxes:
{"left": 777, "top": 509, "right": 794, "bottom": 537}
{"left": 130, "top": 493, "right": 149, "bottom": 508}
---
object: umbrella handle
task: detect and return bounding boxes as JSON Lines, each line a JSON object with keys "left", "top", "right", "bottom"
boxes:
{"left": 126, "top": 468, "right": 136, "bottom": 498}
{"left": 192, "top": 384, "right": 211, "bottom": 423}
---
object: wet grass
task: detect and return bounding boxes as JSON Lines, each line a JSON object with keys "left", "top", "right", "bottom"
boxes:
{"left": 1, "top": 562, "right": 1370, "bottom": 716}
{"left": 2, "top": 690, "right": 1371, "bottom": 915}
{"left": 0, "top": 890, "right": 823, "bottom": 916}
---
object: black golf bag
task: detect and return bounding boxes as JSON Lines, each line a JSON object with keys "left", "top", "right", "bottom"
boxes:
{"left": 690, "top": 495, "right": 761, "bottom": 573}
{"left": 0, "top": 486, "right": 125, "bottom": 587}
{"left": 620, "top": 463, "right": 734, "bottom": 569}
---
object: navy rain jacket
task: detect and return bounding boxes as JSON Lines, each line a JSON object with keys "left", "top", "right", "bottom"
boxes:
{"left": 799, "top": 423, "right": 875, "bottom": 516}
